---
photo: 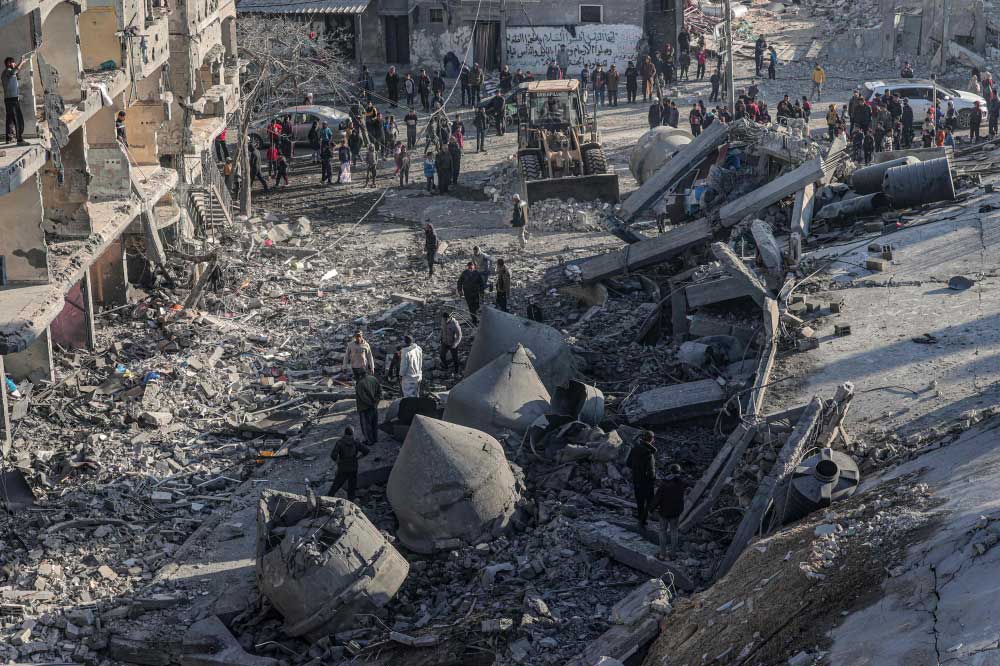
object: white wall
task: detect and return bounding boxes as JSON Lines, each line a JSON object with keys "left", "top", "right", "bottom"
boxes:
{"left": 505, "top": 24, "right": 643, "bottom": 72}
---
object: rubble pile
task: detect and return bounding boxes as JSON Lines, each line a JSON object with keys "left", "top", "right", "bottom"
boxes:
{"left": 529, "top": 198, "right": 611, "bottom": 232}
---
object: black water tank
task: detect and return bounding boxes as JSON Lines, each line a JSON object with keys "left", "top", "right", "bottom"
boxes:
{"left": 782, "top": 448, "right": 860, "bottom": 524}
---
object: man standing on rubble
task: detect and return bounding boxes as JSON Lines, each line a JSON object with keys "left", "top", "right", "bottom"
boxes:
{"left": 399, "top": 335, "right": 423, "bottom": 397}
{"left": 754, "top": 34, "right": 767, "bottom": 77}
{"left": 627, "top": 430, "right": 657, "bottom": 529}
{"left": 354, "top": 369, "right": 382, "bottom": 445}
{"left": 472, "top": 246, "right": 492, "bottom": 285}
{"left": 327, "top": 426, "right": 369, "bottom": 501}
{"left": 655, "top": 464, "right": 688, "bottom": 559}
{"left": 511, "top": 193, "right": 529, "bottom": 249}
{"left": 439, "top": 312, "right": 462, "bottom": 374}
{"left": 343, "top": 331, "right": 375, "bottom": 380}
{"left": 457, "top": 261, "right": 485, "bottom": 325}
{"left": 495, "top": 258, "right": 511, "bottom": 312}
{"left": 810, "top": 63, "right": 826, "bottom": 102}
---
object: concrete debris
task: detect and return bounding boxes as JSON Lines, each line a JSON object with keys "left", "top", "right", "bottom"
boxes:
{"left": 530, "top": 198, "right": 609, "bottom": 232}
{"left": 256, "top": 490, "right": 409, "bottom": 641}
{"left": 464, "top": 307, "right": 577, "bottom": 392}
{"left": 181, "top": 615, "right": 279, "bottom": 666}
{"left": 387, "top": 416, "right": 525, "bottom": 553}
{"left": 443, "top": 344, "right": 551, "bottom": 434}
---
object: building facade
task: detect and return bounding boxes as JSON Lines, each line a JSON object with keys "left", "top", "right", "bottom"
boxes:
{"left": 0, "top": 0, "right": 239, "bottom": 447}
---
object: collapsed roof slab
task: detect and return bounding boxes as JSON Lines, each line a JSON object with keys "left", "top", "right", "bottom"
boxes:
{"left": 464, "top": 306, "right": 576, "bottom": 392}
{"left": 443, "top": 344, "right": 551, "bottom": 435}
{"left": 387, "top": 416, "right": 523, "bottom": 554}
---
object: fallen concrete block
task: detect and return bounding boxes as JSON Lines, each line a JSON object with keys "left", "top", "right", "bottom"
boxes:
{"left": 610, "top": 578, "right": 671, "bottom": 625}
{"left": 181, "top": 615, "right": 279, "bottom": 666}
{"left": 387, "top": 416, "right": 524, "bottom": 554}
{"left": 577, "top": 521, "right": 693, "bottom": 590}
{"left": 256, "top": 491, "right": 409, "bottom": 641}
{"left": 559, "top": 282, "right": 609, "bottom": 307}
{"left": 711, "top": 242, "right": 770, "bottom": 306}
{"left": 684, "top": 275, "right": 759, "bottom": 308}
{"left": 464, "top": 307, "right": 576, "bottom": 392}
{"left": 720, "top": 156, "right": 825, "bottom": 226}
{"left": 623, "top": 379, "right": 727, "bottom": 426}
{"left": 443, "top": 345, "right": 551, "bottom": 434}
{"left": 551, "top": 380, "right": 605, "bottom": 426}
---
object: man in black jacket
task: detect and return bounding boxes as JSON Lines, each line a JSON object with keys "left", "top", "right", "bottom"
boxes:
{"left": 655, "top": 464, "right": 689, "bottom": 559}
{"left": 327, "top": 427, "right": 370, "bottom": 501}
{"left": 355, "top": 369, "right": 382, "bottom": 446}
{"left": 648, "top": 99, "right": 662, "bottom": 129}
{"left": 625, "top": 61, "right": 638, "bottom": 104}
{"left": 456, "top": 261, "right": 485, "bottom": 324}
{"left": 901, "top": 98, "right": 914, "bottom": 148}
{"left": 626, "top": 430, "right": 657, "bottom": 528}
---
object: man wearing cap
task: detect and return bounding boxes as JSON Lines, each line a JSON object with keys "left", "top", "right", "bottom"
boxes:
{"left": 511, "top": 194, "right": 529, "bottom": 249}
{"left": 328, "top": 426, "right": 370, "bottom": 501}
{"left": 457, "top": 261, "right": 485, "bottom": 325}
{"left": 439, "top": 312, "right": 463, "bottom": 374}
{"left": 655, "top": 464, "right": 689, "bottom": 559}
{"left": 343, "top": 331, "right": 375, "bottom": 380}
{"left": 399, "top": 335, "right": 423, "bottom": 397}
{"left": 626, "top": 430, "right": 657, "bottom": 528}
{"left": 354, "top": 369, "right": 382, "bottom": 445}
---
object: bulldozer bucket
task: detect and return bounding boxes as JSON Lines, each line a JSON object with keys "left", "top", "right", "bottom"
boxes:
{"left": 523, "top": 173, "right": 620, "bottom": 206}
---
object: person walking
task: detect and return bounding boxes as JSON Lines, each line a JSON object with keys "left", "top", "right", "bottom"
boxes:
{"left": 385, "top": 66, "right": 400, "bottom": 107}
{"left": 678, "top": 50, "right": 690, "bottom": 81}
{"left": 460, "top": 65, "right": 471, "bottom": 106}
{"left": 403, "top": 73, "right": 416, "bottom": 108}
{"left": 625, "top": 61, "right": 638, "bottom": 104}
{"left": 399, "top": 335, "right": 423, "bottom": 397}
{"left": 418, "top": 69, "right": 431, "bottom": 112}
{"left": 359, "top": 65, "right": 374, "bottom": 100}
{"left": 970, "top": 101, "right": 983, "bottom": 142}
{"left": 364, "top": 143, "right": 378, "bottom": 187}
{"left": 810, "top": 63, "right": 825, "bottom": 101}
{"left": 511, "top": 193, "right": 529, "bottom": 249}
{"left": 499, "top": 65, "right": 512, "bottom": 94}
{"left": 826, "top": 104, "right": 839, "bottom": 142}
{"left": 556, "top": 44, "right": 570, "bottom": 78}
{"left": 327, "top": 427, "right": 369, "bottom": 501}
{"left": 654, "top": 464, "right": 688, "bottom": 559}
{"left": 273, "top": 152, "right": 289, "bottom": 187}
{"left": 457, "top": 261, "right": 485, "bottom": 324}
{"left": 343, "top": 330, "right": 375, "bottom": 379}
{"left": 767, "top": 46, "right": 777, "bottom": 80}
{"left": 696, "top": 48, "right": 707, "bottom": 80}
{"left": 398, "top": 146, "right": 410, "bottom": 186}
{"left": 354, "top": 369, "right": 382, "bottom": 445}
{"left": 488, "top": 90, "right": 506, "bottom": 136}
{"left": 451, "top": 113, "right": 465, "bottom": 148}
{"left": 469, "top": 63, "right": 484, "bottom": 107}
{"left": 648, "top": 97, "right": 662, "bottom": 129}
{"left": 754, "top": 34, "right": 767, "bottom": 77}
{"left": 989, "top": 92, "right": 999, "bottom": 137}
{"left": 320, "top": 139, "right": 333, "bottom": 184}
{"left": 594, "top": 65, "right": 607, "bottom": 106}
{"left": 424, "top": 223, "right": 438, "bottom": 276}
{"left": 607, "top": 64, "right": 620, "bottom": 107}
{"left": 423, "top": 151, "right": 436, "bottom": 193}
{"left": 474, "top": 105, "right": 488, "bottom": 152}
{"left": 435, "top": 146, "right": 452, "bottom": 194}
{"left": 863, "top": 129, "right": 875, "bottom": 165}
{"left": 640, "top": 55, "right": 656, "bottom": 102}
{"left": 214, "top": 128, "right": 229, "bottom": 162}
{"left": 689, "top": 105, "right": 703, "bottom": 137}
{"left": 448, "top": 136, "right": 461, "bottom": 186}
{"left": 709, "top": 69, "right": 720, "bottom": 102}
{"left": 439, "top": 312, "right": 463, "bottom": 374}
{"left": 495, "top": 258, "right": 511, "bottom": 312}
{"left": 404, "top": 108, "right": 418, "bottom": 149}
{"left": 336, "top": 139, "right": 351, "bottom": 184}
{"left": 248, "top": 139, "right": 269, "bottom": 192}
{"left": 901, "top": 97, "right": 914, "bottom": 147}
{"left": 3, "top": 55, "right": 26, "bottom": 144}
{"left": 626, "top": 430, "right": 657, "bottom": 529}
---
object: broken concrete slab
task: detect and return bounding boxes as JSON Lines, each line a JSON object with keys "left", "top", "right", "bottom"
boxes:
{"left": 684, "top": 275, "right": 759, "bottom": 308}
{"left": 577, "top": 520, "right": 693, "bottom": 590}
{"left": 551, "top": 380, "right": 605, "bottom": 426}
{"left": 750, "top": 219, "right": 783, "bottom": 280}
{"left": 181, "top": 615, "right": 279, "bottom": 666}
{"left": 610, "top": 578, "right": 671, "bottom": 625}
{"left": 711, "top": 242, "right": 770, "bottom": 306}
{"left": 564, "top": 580, "right": 671, "bottom": 666}
{"left": 623, "top": 378, "right": 727, "bottom": 425}
{"left": 464, "top": 307, "right": 576, "bottom": 392}
{"left": 791, "top": 183, "right": 815, "bottom": 238}
{"left": 256, "top": 491, "right": 409, "bottom": 641}
{"left": 387, "top": 416, "right": 524, "bottom": 554}
{"left": 559, "top": 282, "right": 609, "bottom": 307}
{"left": 443, "top": 344, "right": 551, "bottom": 434}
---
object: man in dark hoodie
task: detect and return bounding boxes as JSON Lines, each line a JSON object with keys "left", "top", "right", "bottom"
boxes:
{"left": 626, "top": 430, "right": 657, "bottom": 528}
{"left": 328, "top": 426, "right": 370, "bottom": 501}
{"left": 354, "top": 369, "right": 382, "bottom": 445}
{"left": 655, "top": 464, "right": 689, "bottom": 559}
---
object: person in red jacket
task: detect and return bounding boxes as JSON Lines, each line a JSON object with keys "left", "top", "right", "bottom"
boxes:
{"left": 214, "top": 127, "right": 229, "bottom": 162}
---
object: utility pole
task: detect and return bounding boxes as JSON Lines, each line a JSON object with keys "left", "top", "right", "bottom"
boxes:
{"left": 499, "top": 0, "right": 507, "bottom": 69}
{"left": 723, "top": 0, "right": 735, "bottom": 115}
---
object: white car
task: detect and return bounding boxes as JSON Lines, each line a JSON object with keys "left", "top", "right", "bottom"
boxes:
{"left": 862, "top": 79, "right": 987, "bottom": 128}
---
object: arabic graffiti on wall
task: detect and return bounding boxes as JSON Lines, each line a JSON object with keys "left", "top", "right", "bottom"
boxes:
{"left": 505, "top": 24, "right": 643, "bottom": 72}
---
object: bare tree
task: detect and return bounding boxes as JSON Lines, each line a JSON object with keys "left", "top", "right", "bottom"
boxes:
{"left": 234, "top": 16, "right": 357, "bottom": 215}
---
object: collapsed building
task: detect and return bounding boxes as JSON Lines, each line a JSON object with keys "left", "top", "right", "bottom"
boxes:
{"left": 0, "top": 0, "right": 239, "bottom": 448}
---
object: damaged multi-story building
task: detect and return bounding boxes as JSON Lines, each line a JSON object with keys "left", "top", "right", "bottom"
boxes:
{"left": 0, "top": 0, "right": 239, "bottom": 447}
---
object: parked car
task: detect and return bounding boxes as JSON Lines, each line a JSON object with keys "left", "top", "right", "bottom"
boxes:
{"left": 862, "top": 79, "right": 987, "bottom": 129}
{"left": 248, "top": 105, "right": 350, "bottom": 150}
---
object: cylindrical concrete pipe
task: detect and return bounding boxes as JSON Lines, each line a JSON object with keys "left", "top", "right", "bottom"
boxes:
{"left": 813, "top": 192, "right": 889, "bottom": 222}
{"left": 256, "top": 491, "right": 409, "bottom": 641}
{"left": 629, "top": 126, "right": 694, "bottom": 185}
{"left": 882, "top": 157, "right": 956, "bottom": 208}
{"left": 387, "top": 416, "right": 523, "bottom": 554}
{"left": 443, "top": 344, "right": 551, "bottom": 434}
{"left": 849, "top": 156, "right": 918, "bottom": 194}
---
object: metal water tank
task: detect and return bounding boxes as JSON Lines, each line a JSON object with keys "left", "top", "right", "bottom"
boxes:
{"left": 882, "top": 157, "right": 955, "bottom": 208}
{"left": 629, "top": 126, "right": 694, "bottom": 185}
{"left": 782, "top": 448, "right": 860, "bottom": 524}
{"left": 849, "top": 156, "right": 918, "bottom": 194}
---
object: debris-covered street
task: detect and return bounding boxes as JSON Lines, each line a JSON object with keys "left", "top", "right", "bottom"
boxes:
{"left": 4, "top": 0, "right": 1000, "bottom": 665}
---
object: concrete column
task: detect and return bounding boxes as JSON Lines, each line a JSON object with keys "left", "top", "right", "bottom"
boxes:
{"left": 880, "top": 0, "right": 896, "bottom": 60}
{"left": 4, "top": 328, "right": 55, "bottom": 384}
{"left": 973, "top": 0, "right": 986, "bottom": 53}
{"left": 89, "top": 237, "right": 130, "bottom": 308}
{"left": 50, "top": 275, "right": 96, "bottom": 351}
{"left": 0, "top": 354, "right": 10, "bottom": 456}
{"left": 42, "top": 127, "right": 93, "bottom": 236}
{"left": 919, "top": 0, "right": 936, "bottom": 56}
